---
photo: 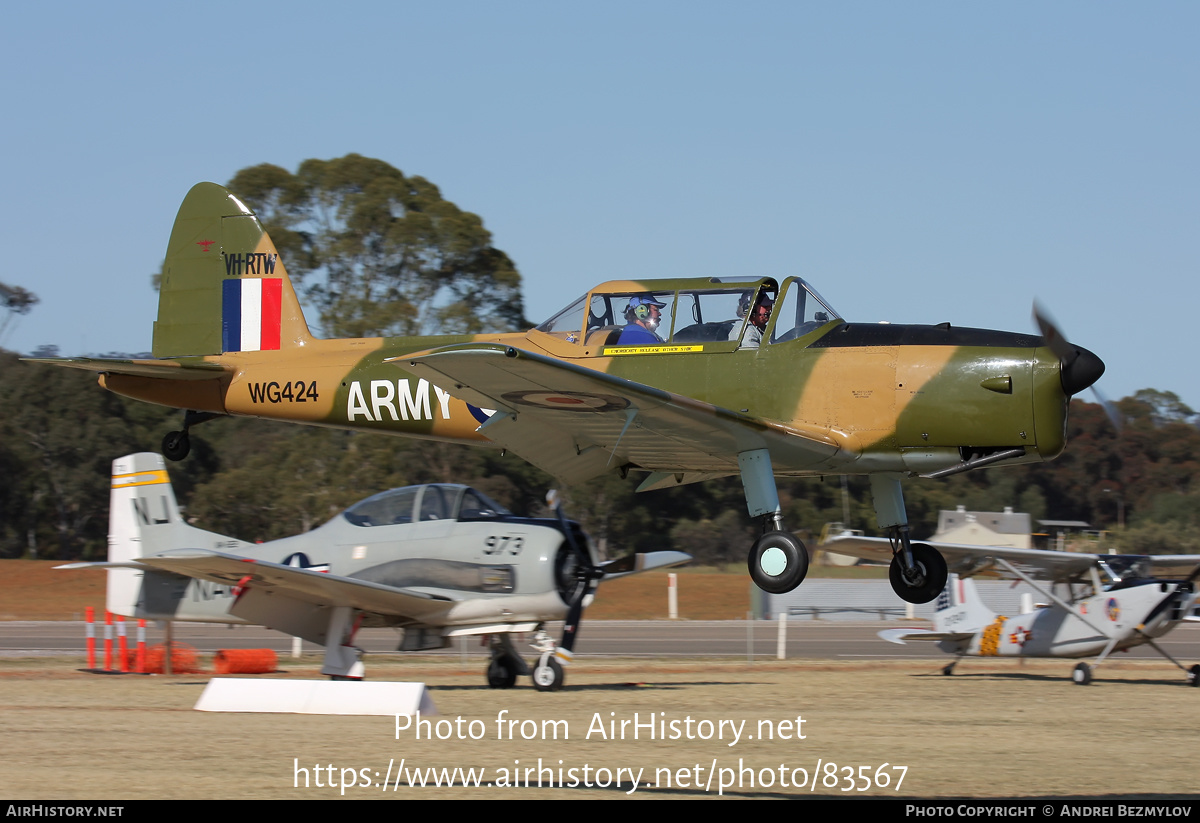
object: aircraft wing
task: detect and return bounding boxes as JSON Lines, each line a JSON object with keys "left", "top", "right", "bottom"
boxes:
{"left": 1146, "top": 556, "right": 1200, "bottom": 579}
{"left": 825, "top": 534, "right": 1200, "bottom": 586}
{"left": 397, "top": 343, "right": 845, "bottom": 485}
{"left": 823, "top": 534, "right": 1101, "bottom": 584}
{"left": 24, "top": 356, "right": 229, "bottom": 381}
{"left": 136, "top": 549, "right": 454, "bottom": 622}
{"left": 598, "top": 550, "right": 692, "bottom": 580}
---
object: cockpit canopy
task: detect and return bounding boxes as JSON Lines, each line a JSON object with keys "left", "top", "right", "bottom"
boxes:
{"left": 342, "top": 483, "right": 510, "bottom": 528}
{"left": 535, "top": 276, "right": 841, "bottom": 347}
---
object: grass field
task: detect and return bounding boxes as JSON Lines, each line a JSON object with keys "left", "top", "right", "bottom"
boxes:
{"left": 2, "top": 656, "right": 1199, "bottom": 800}
{"left": 4, "top": 560, "right": 1197, "bottom": 801}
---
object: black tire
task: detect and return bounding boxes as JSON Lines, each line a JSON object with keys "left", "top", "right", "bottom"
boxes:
{"left": 1188, "top": 664, "right": 1200, "bottom": 687}
{"left": 942, "top": 664, "right": 955, "bottom": 676}
{"left": 888, "top": 543, "right": 948, "bottom": 604}
{"left": 486, "top": 656, "right": 518, "bottom": 689}
{"left": 1072, "top": 662, "right": 1092, "bottom": 686}
{"left": 162, "top": 431, "right": 190, "bottom": 462}
{"left": 532, "top": 657, "right": 565, "bottom": 692}
{"left": 747, "top": 531, "right": 809, "bottom": 594}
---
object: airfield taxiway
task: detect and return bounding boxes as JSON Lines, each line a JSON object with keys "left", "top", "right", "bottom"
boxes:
{"left": 5, "top": 619, "right": 1200, "bottom": 663}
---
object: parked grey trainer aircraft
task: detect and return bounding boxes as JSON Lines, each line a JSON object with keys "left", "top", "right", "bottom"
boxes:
{"left": 824, "top": 533, "right": 1200, "bottom": 685}
{"left": 59, "top": 453, "right": 689, "bottom": 689}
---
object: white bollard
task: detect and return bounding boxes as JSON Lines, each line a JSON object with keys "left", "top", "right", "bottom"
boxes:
{"left": 667, "top": 573, "right": 678, "bottom": 619}
{"left": 776, "top": 610, "right": 787, "bottom": 660}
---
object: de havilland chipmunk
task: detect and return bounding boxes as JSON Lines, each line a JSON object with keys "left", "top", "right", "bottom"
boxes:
{"left": 36, "top": 183, "right": 1107, "bottom": 603}
{"left": 59, "top": 453, "right": 688, "bottom": 688}
{"left": 824, "top": 532, "right": 1200, "bottom": 686}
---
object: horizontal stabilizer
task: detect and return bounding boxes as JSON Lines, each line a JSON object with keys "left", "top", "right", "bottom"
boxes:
{"left": 24, "top": 356, "right": 228, "bottom": 381}
{"left": 878, "top": 628, "right": 974, "bottom": 645}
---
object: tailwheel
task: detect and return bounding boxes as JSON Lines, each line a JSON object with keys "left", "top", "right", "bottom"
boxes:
{"left": 1072, "top": 662, "right": 1092, "bottom": 686}
{"left": 942, "top": 664, "right": 956, "bottom": 676}
{"left": 162, "top": 430, "right": 191, "bottom": 462}
{"left": 486, "top": 655, "right": 519, "bottom": 689}
{"left": 888, "top": 543, "right": 947, "bottom": 604}
{"left": 747, "top": 531, "right": 809, "bottom": 594}
{"left": 532, "top": 655, "right": 565, "bottom": 692}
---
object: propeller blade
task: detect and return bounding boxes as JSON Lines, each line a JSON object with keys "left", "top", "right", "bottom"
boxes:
{"left": 1032, "top": 302, "right": 1105, "bottom": 397}
{"left": 1091, "top": 385, "right": 1123, "bottom": 434}
{"left": 548, "top": 489, "right": 602, "bottom": 654}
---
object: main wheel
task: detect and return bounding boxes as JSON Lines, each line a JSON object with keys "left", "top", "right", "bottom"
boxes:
{"left": 1188, "top": 664, "right": 1200, "bottom": 687}
{"left": 162, "top": 430, "right": 190, "bottom": 462}
{"left": 1072, "top": 662, "right": 1092, "bottom": 686}
{"left": 888, "top": 543, "right": 948, "bottom": 604}
{"left": 532, "top": 657, "right": 565, "bottom": 692}
{"left": 486, "top": 655, "right": 518, "bottom": 689}
{"left": 747, "top": 531, "right": 809, "bottom": 594}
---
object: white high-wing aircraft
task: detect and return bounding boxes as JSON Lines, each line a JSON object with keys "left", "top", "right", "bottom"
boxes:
{"left": 824, "top": 533, "right": 1200, "bottom": 685}
{"left": 60, "top": 453, "right": 689, "bottom": 690}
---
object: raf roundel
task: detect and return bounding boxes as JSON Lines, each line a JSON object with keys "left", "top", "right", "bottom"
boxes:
{"left": 501, "top": 391, "right": 630, "bottom": 413}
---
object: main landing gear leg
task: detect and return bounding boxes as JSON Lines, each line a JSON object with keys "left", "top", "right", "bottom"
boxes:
{"left": 322, "top": 606, "right": 365, "bottom": 680}
{"left": 739, "top": 449, "right": 809, "bottom": 594}
{"left": 162, "top": 410, "right": 223, "bottom": 462}
{"left": 870, "top": 473, "right": 947, "bottom": 604}
{"left": 485, "top": 634, "right": 529, "bottom": 689}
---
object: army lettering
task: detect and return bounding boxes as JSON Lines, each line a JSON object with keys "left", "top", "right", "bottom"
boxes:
{"left": 225, "top": 252, "right": 278, "bottom": 276}
{"left": 346, "top": 379, "right": 453, "bottom": 422}
{"left": 248, "top": 380, "right": 320, "bottom": 403}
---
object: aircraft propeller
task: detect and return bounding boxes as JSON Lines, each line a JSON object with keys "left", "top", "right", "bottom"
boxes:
{"left": 1032, "top": 302, "right": 1119, "bottom": 431}
{"left": 534, "top": 490, "right": 608, "bottom": 690}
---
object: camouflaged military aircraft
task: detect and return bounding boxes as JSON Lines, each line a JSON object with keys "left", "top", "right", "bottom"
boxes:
{"left": 59, "top": 453, "right": 688, "bottom": 688}
{"left": 822, "top": 530, "right": 1200, "bottom": 685}
{"left": 37, "top": 183, "right": 1106, "bottom": 603}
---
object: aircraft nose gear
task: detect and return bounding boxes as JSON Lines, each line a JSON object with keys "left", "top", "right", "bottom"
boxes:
{"left": 748, "top": 529, "right": 809, "bottom": 594}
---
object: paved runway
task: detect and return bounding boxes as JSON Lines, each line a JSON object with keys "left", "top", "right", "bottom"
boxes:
{"left": 5, "top": 619, "right": 1200, "bottom": 665}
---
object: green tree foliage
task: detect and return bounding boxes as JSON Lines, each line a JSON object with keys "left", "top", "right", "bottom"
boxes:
{"left": 226, "top": 155, "right": 526, "bottom": 338}
{"left": 0, "top": 282, "right": 38, "bottom": 344}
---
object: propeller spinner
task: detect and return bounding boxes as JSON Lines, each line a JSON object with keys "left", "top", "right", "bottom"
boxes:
{"left": 1033, "top": 302, "right": 1118, "bottom": 430}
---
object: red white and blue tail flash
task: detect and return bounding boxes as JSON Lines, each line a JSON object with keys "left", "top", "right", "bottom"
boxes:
{"left": 222, "top": 278, "right": 282, "bottom": 352}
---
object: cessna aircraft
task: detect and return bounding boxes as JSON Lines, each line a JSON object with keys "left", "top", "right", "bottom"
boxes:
{"left": 36, "top": 183, "right": 1107, "bottom": 603}
{"left": 59, "top": 453, "right": 689, "bottom": 688}
{"left": 824, "top": 533, "right": 1200, "bottom": 686}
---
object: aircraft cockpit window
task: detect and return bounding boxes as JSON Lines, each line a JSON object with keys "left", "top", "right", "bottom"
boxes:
{"left": 587, "top": 292, "right": 675, "bottom": 347}
{"left": 535, "top": 295, "right": 588, "bottom": 338}
{"left": 769, "top": 278, "right": 841, "bottom": 344}
{"left": 457, "top": 489, "right": 512, "bottom": 521}
{"left": 343, "top": 487, "right": 419, "bottom": 527}
{"left": 671, "top": 288, "right": 774, "bottom": 346}
{"left": 419, "top": 485, "right": 449, "bottom": 521}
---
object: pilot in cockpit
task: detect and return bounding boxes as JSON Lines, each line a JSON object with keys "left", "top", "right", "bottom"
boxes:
{"left": 728, "top": 291, "right": 774, "bottom": 349}
{"left": 617, "top": 294, "right": 667, "bottom": 345}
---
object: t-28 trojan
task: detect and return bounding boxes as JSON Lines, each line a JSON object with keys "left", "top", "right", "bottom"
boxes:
{"left": 37, "top": 183, "right": 1106, "bottom": 602}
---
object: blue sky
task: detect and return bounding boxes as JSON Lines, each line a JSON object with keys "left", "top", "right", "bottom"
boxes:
{"left": 1, "top": 2, "right": 1196, "bottom": 409}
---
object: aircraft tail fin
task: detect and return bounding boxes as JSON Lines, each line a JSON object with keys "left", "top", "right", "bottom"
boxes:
{"left": 932, "top": 574, "right": 996, "bottom": 634}
{"left": 106, "top": 452, "right": 241, "bottom": 617}
{"left": 153, "top": 182, "right": 314, "bottom": 357}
